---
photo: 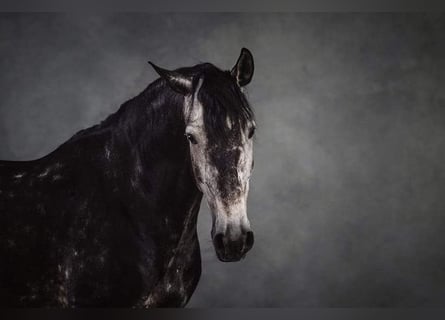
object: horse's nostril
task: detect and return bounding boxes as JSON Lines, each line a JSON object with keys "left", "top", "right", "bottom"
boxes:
{"left": 213, "top": 233, "right": 225, "bottom": 251}
{"left": 245, "top": 231, "right": 254, "bottom": 249}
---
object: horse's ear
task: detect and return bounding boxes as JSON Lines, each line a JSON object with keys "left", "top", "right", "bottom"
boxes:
{"left": 231, "top": 48, "right": 254, "bottom": 87}
{"left": 148, "top": 62, "right": 193, "bottom": 95}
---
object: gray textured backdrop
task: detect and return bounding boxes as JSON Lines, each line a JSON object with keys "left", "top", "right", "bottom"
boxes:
{"left": 1, "top": 13, "right": 445, "bottom": 307}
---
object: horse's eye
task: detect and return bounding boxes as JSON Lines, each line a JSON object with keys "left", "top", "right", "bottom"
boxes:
{"left": 185, "top": 133, "right": 198, "bottom": 145}
{"left": 248, "top": 127, "right": 256, "bottom": 139}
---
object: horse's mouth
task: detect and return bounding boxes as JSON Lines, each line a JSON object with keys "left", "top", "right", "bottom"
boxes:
{"left": 212, "top": 232, "right": 253, "bottom": 262}
{"left": 215, "top": 251, "right": 247, "bottom": 262}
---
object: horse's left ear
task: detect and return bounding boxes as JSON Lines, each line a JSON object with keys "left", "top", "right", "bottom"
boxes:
{"left": 231, "top": 48, "right": 254, "bottom": 87}
{"left": 148, "top": 62, "right": 193, "bottom": 95}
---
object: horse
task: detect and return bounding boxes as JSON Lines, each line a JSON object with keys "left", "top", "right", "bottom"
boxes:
{"left": 0, "top": 48, "right": 256, "bottom": 307}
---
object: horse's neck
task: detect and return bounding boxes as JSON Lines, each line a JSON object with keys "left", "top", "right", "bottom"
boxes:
{"left": 103, "top": 88, "right": 202, "bottom": 232}
{"left": 55, "top": 82, "right": 202, "bottom": 237}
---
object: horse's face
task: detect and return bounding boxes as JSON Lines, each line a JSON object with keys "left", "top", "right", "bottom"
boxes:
{"left": 150, "top": 48, "right": 255, "bottom": 262}
{"left": 184, "top": 80, "right": 255, "bottom": 262}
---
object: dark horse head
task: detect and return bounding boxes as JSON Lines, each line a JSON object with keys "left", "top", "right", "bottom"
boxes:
{"left": 149, "top": 49, "right": 255, "bottom": 262}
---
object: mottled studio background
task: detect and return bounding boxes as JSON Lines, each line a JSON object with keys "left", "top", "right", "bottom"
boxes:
{"left": 1, "top": 13, "right": 445, "bottom": 307}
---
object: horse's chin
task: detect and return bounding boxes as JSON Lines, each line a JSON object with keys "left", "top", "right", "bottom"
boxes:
{"left": 216, "top": 255, "right": 244, "bottom": 263}
{"left": 214, "top": 249, "right": 247, "bottom": 262}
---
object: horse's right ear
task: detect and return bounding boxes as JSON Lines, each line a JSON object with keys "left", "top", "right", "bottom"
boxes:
{"left": 148, "top": 62, "right": 193, "bottom": 95}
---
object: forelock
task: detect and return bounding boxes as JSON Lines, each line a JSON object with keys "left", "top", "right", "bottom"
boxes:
{"left": 194, "top": 64, "right": 254, "bottom": 141}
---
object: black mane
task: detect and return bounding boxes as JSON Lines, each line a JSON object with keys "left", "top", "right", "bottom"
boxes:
{"left": 65, "top": 63, "right": 253, "bottom": 151}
